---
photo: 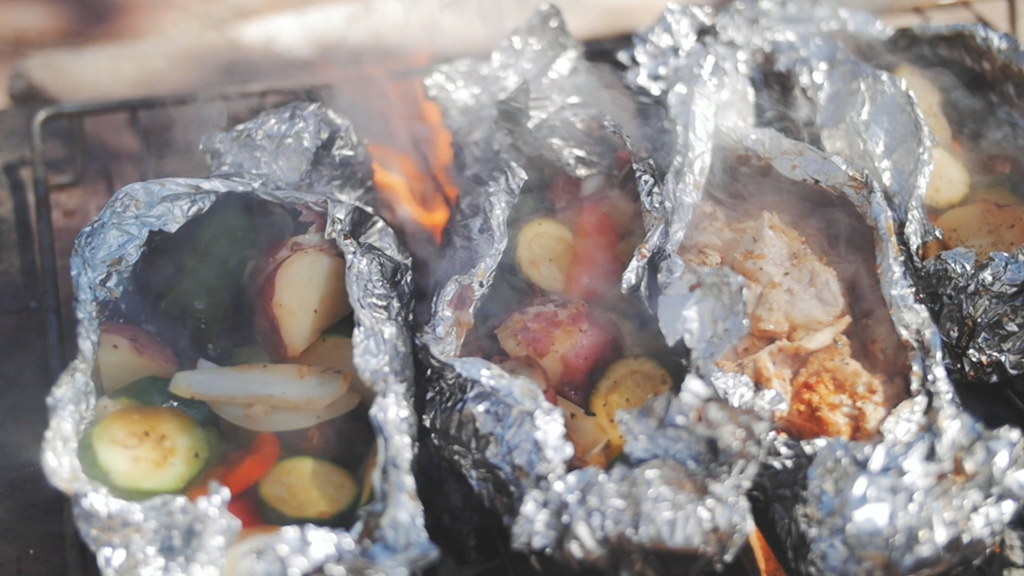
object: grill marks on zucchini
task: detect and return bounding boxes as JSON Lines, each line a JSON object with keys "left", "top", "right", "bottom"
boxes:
{"left": 81, "top": 406, "right": 210, "bottom": 498}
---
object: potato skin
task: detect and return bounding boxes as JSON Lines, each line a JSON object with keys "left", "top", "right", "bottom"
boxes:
{"left": 495, "top": 298, "right": 623, "bottom": 406}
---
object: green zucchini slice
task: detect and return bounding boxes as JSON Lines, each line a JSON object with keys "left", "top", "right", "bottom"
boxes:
{"left": 80, "top": 406, "right": 210, "bottom": 499}
{"left": 257, "top": 456, "right": 359, "bottom": 527}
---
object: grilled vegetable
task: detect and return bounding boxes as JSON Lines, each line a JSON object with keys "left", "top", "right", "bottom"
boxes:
{"left": 228, "top": 492, "right": 264, "bottom": 529}
{"left": 515, "top": 217, "right": 574, "bottom": 293}
{"left": 894, "top": 64, "right": 953, "bottom": 147}
{"left": 169, "top": 364, "right": 351, "bottom": 410}
{"left": 107, "top": 376, "right": 215, "bottom": 425}
{"left": 965, "top": 186, "right": 1023, "bottom": 207}
{"left": 589, "top": 357, "right": 673, "bottom": 458}
{"left": 79, "top": 406, "right": 210, "bottom": 499}
{"left": 257, "top": 456, "right": 360, "bottom": 527}
{"left": 558, "top": 396, "right": 610, "bottom": 469}
{"left": 295, "top": 333, "right": 375, "bottom": 404}
{"left": 255, "top": 237, "right": 351, "bottom": 360}
{"left": 565, "top": 202, "right": 624, "bottom": 302}
{"left": 207, "top": 392, "right": 360, "bottom": 433}
{"left": 935, "top": 200, "right": 1024, "bottom": 259}
{"left": 925, "top": 146, "right": 971, "bottom": 209}
{"left": 155, "top": 196, "right": 261, "bottom": 351}
{"left": 496, "top": 298, "right": 623, "bottom": 406}
{"left": 189, "top": 432, "right": 280, "bottom": 499}
{"left": 96, "top": 323, "right": 178, "bottom": 394}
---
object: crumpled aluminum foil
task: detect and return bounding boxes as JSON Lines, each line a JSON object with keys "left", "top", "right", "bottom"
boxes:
{"left": 203, "top": 101, "right": 376, "bottom": 212}
{"left": 628, "top": 4, "right": 1024, "bottom": 574}
{"left": 881, "top": 25, "right": 1024, "bottom": 385}
{"left": 419, "top": 5, "right": 767, "bottom": 571}
{"left": 40, "top": 106, "right": 437, "bottom": 575}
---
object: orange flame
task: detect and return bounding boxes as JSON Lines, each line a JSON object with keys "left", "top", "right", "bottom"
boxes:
{"left": 368, "top": 82, "right": 459, "bottom": 244}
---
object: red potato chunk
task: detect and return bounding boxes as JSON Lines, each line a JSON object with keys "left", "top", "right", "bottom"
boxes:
{"left": 97, "top": 322, "right": 179, "bottom": 394}
{"left": 495, "top": 298, "right": 622, "bottom": 406}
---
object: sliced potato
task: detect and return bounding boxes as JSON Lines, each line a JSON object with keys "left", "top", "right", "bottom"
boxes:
{"left": 96, "top": 323, "right": 178, "bottom": 394}
{"left": 921, "top": 239, "right": 948, "bottom": 261}
{"left": 295, "top": 334, "right": 375, "bottom": 405}
{"left": 894, "top": 64, "right": 953, "bottom": 147}
{"left": 516, "top": 217, "right": 574, "bottom": 293}
{"left": 936, "top": 200, "right": 1024, "bottom": 259}
{"left": 256, "top": 245, "right": 351, "bottom": 361}
{"left": 557, "top": 396, "right": 610, "bottom": 469}
{"left": 925, "top": 146, "right": 971, "bottom": 209}
{"left": 589, "top": 357, "right": 672, "bottom": 459}
{"left": 965, "top": 186, "right": 1023, "bottom": 207}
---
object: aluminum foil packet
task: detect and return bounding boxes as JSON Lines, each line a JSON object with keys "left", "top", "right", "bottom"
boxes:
{"left": 628, "top": 5, "right": 1024, "bottom": 574}
{"left": 40, "top": 105, "right": 437, "bottom": 576}
{"left": 879, "top": 25, "right": 1024, "bottom": 386}
{"left": 419, "top": 5, "right": 767, "bottom": 571}
{"left": 685, "top": 3, "right": 1024, "bottom": 387}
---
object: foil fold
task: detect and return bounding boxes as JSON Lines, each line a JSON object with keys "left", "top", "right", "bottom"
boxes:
{"left": 41, "top": 106, "right": 436, "bottom": 575}
{"left": 420, "top": 5, "right": 765, "bottom": 570}
{"left": 628, "top": 5, "right": 1024, "bottom": 573}
{"left": 884, "top": 25, "right": 1024, "bottom": 385}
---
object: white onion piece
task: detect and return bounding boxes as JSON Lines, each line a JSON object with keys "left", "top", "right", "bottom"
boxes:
{"left": 208, "top": 391, "right": 360, "bottom": 432}
{"left": 169, "top": 364, "right": 350, "bottom": 410}
{"left": 196, "top": 358, "right": 220, "bottom": 369}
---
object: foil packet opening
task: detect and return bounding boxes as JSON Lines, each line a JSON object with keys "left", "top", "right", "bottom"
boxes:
{"left": 627, "top": 4, "right": 1024, "bottom": 573}
{"left": 419, "top": 5, "right": 767, "bottom": 572}
{"left": 41, "top": 104, "right": 437, "bottom": 576}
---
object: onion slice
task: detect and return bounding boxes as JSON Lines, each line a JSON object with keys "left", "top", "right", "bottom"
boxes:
{"left": 169, "top": 364, "right": 350, "bottom": 410}
{"left": 208, "top": 391, "right": 360, "bottom": 432}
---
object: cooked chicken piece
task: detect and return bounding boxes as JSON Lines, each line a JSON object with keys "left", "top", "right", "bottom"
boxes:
{"left": 681, "top": 201, "right": 906, "bottom": 440}
{"left": 720, "top": 317, "right": 852, "bottom": 403}
{"left": 782, "top": 336, "right": 890, "bottom": 441}
{"left": 681, "top": 204, "right": 847, "bottom": 341}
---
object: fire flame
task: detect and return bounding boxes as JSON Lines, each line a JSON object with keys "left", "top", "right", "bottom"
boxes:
{"left": 368, "top": 82, "right": 459, "bottom": 244}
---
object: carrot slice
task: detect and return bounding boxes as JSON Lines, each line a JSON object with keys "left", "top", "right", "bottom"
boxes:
{"left": 189, "top": 432, "right": 281, "bottom": 499}
{"left": 565, "top": 202, "right": 624, "bottom": 302}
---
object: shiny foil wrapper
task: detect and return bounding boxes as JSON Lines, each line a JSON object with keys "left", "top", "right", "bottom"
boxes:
{"left": 40, "top": 105, "right": 437, "bottom": 575}
{"left": 883, "top": 25, "right": 1024, "bottom": 385}
{"left": 628, "top": 4, "right": 1024, "bottom": 574}
{"left": 420, "top": 5, "right": 767, "bottom": 571}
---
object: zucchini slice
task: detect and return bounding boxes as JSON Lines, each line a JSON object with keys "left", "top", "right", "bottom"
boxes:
{"left": 516, "top": 217, "right": 574, "bottom": 293}
{"left": 80, "top": 406, "right": 210, "bottom": 498}
{"left": 257, "top": 456, "right": 360, "bottom": 527}
{"left": 589, "top": 357, "right": 672, "bottom": 459}
{"left": 109, "top": 376, "right": 216, "bottom": 425}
